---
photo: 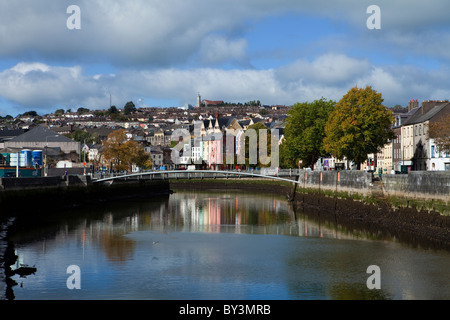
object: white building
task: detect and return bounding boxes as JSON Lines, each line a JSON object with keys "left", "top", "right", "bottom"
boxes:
{"left": 429, "top": 138, "right": 450, "bottom": 171}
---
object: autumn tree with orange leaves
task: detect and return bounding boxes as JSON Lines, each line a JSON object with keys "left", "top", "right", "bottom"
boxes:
{"left": 429, "top": 113, "right": 450, "bottom": 154}
{"left": 323, "top": 86, "right": 395, "bottom": 168}
{"left": 102, "top": 129, "right": 151, "bottom": 171}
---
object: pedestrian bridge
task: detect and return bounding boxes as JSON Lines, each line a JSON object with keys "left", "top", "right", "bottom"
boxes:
{"left": 92, "top": 169, "right": 302, "bottom": 185}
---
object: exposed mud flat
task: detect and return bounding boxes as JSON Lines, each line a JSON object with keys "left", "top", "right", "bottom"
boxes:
{"left": 170, "top": 180, "right": 450, "bottom": 251}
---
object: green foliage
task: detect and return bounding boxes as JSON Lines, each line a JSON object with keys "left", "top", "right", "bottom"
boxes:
{"left": 66, "top": 129, "right": 98, "bottom": 144}
{"left": 324, "top": 86, "right": 395, "bottom": 166}
{"left": 0, "top": 115, "right": 13, "bottom": 122}
{"left": 124, "top": 101, "right": 136, "bottom": 115}
{"left": 392, "top": 104, "right": 406, "bottom": 112}
{"left": 22, "top": 110, "right": 38, "bottom": 117}
{"left": 108, "top": 105, "right": 118, "bottom": 114}
{"left": 245, "top": 100, "right": 261, "bottom": 107}
{"left": 77, "top": 107, "right": 90, "bottom": 114}
{"left": 281, "top": 98, "right": 335, "bottom": 168}
{"left": 106, "top": 105, "right": 128, "bottom": 121}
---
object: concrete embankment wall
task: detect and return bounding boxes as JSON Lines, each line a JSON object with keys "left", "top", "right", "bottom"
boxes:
{"left": 381, "top": 171, "right": 450, "bottom": 203}
{"left": 0, "top": 176, "right": 170, "bottom": 216}
{"left": 297, "top": 170, "right": 374, "bottom": 196}
{"left": 296, "top": 170, "right": 450, "bottom": 204}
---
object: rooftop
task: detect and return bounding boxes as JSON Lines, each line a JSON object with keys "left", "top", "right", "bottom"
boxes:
{"left": 8, "top": 126, "right": 76, "bottom": 143}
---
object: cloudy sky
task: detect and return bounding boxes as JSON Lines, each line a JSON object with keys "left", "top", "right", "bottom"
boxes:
{"left": 1, "top": 0, "right": 450, "bottom": 116}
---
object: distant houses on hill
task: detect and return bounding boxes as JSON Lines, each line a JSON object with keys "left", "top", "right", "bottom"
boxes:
{"left": 0, "top": 98, "right": 449, "bottom": 174}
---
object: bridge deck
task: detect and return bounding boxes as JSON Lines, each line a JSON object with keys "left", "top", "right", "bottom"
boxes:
{"left": 92, "top": 170, "right": 301, "bottom": 185}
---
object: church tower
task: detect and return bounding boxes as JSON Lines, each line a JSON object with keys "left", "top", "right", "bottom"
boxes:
{"left": 197, "top": 92, "right": 202, "bottom": 108}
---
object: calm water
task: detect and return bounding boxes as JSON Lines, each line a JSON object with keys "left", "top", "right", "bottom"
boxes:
{"left": 2, "top": 189, "right": 450, "bottom": 300}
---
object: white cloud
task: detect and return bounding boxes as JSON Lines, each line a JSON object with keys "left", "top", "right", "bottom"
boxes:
{"left": 0, "top": 64, "right": 105, "bottom": 113}
{"left": 3, "top": 54, "right": 450, "bottom": 115}
{"left": 2, "top": 0, "right": 450, "bottom": 115}
{"left": 276, "top": 54, "right": 372, "bottom": 86}
{"left": 199, "top": 36, "right": 249, "bottom": 66}
{"left": 2, "top": 1, "right": 448, "bottom": 67}
{"left": 11, "top": 63, "right": 50, "bottom": 74}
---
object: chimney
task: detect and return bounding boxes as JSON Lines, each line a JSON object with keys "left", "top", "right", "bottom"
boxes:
{"left": 421, "top": 100, "right": 448, "bottom": 115}
{"left": 408, "top": 99, "right": 419, "bottom": 112}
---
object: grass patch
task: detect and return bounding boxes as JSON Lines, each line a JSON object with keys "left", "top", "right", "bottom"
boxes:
{"left": 389, "top": 196, "right": 450, "bottom": 216}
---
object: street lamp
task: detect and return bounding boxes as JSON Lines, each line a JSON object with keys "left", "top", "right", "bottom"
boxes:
{"left": 44, "top": 135, "right": 58, "bottom": 176}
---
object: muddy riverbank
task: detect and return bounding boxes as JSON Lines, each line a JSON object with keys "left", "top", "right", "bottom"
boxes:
{"left": 170, "top": 179, "right": 450, "bottom": 251}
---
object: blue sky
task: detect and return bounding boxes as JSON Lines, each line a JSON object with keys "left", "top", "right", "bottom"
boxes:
{"left": 1, "top": 1, "right": 450, "bottom": 116}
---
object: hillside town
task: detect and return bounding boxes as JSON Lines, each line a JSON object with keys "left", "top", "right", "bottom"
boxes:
{"left": 0, "top": 95, "right": 449, "bottom": 177}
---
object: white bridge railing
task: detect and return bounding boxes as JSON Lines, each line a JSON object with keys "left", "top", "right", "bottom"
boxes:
{"left": 92, "top": 169, "right": 301, "bottom": 185}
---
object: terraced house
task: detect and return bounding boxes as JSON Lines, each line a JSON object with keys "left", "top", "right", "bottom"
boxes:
{"left": 400, "top": 100, "right": 450, "bottom": 172}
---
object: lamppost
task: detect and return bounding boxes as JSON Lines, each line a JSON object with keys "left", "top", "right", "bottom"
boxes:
{"left": 44, "top": 135, "right": 58, "bottom": 176}
{"left": 82, "top": 139, "right": 90, "bottom": 175}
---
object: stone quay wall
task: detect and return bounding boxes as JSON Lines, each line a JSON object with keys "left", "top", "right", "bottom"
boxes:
{"left": 297, "top": 170, "right": 374, "bottom": 196}
{"left": 297, "top": 170, "right": 450, "bottom": 204}
{"left": 381, "top": 171, "right": 450, "bottom": 203}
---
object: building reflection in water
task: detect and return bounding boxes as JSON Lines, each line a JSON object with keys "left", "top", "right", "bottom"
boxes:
{"left": 4, "top": 189, "right": 395, "bottom": 287}
{"left": 163, "top": 191, "right": 295, "bottom": 235}
{"left": 2, "top": 189, "right": 427, "bottom": 300}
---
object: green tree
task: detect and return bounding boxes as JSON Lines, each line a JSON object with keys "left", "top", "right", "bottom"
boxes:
{"left": 323, "top": 86, "right": 395, "bottom": 168}
{"left": 124, "top": 101, "right": 136, "bottom": 115}
{"left": 108, "top": 105, "right": 118, "bottom": 114}
{"left": 281, "top": 98, "right": 335, "bottom": 168}
{"left": 22, "top": 111, "right": 38, "bottom": 117}
{"left": 392, "top": 104, "right": 406, "bottom": 112}
{"left": 77, "top": 107, "right": 90, "bottom": 114}
{"left": 66, "top": 129, "right": 101, "bottom": 144}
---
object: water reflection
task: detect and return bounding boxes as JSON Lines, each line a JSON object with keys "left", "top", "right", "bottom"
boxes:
{"left": 1, "top": 190, "right": 450, "bottom": 300}
{"left": 163, "top": 191, "right": 295, "bottom": 234}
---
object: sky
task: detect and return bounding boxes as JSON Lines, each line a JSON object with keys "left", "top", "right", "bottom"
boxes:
{"left": 1, "top": 0, "right": 450, "bottom": 116}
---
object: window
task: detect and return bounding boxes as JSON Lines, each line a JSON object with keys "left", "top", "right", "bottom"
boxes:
{"left": 431, "top": 145, "right": 435, "bottom": 158}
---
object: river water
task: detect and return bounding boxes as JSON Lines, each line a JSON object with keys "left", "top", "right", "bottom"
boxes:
{"left": 1, "top": 189, "right": 450, "bottom": 300}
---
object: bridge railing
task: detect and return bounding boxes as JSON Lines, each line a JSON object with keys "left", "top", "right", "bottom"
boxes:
{"left": 91, "top": 169, "right": 302, "bottom": 184}
{"left": 91, "top": 169, "right": 301, "bottom": 181}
